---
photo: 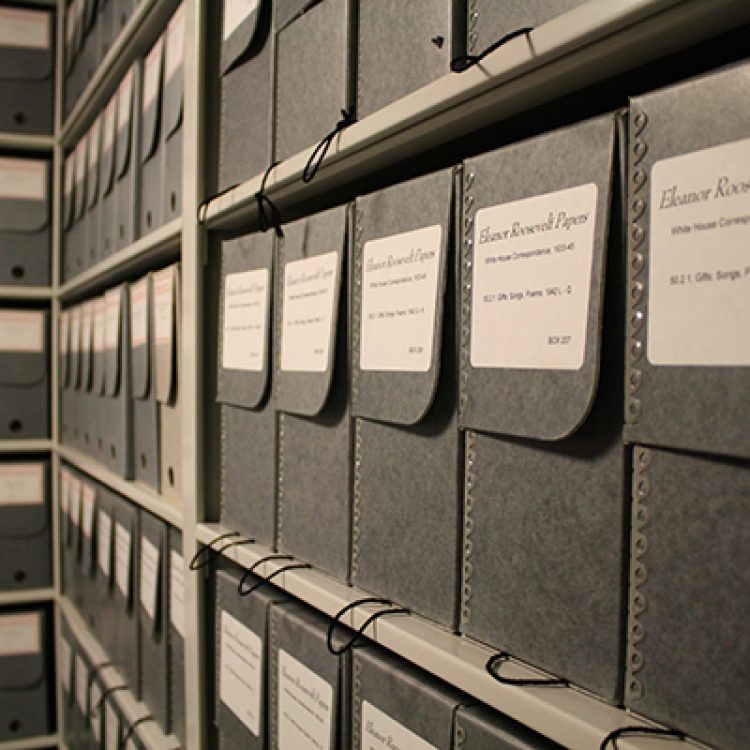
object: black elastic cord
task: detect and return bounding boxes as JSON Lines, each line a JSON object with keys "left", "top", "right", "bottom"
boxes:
{"left": 86, "top": 661, "right": 112, "bottom": 709}
{"left": 90, "top": 684, "right": 127, "bottom": 718}
{"left": 237, "top": 554, "right": 294, "bottom": 595}
{"left": 302, "top": 108, "right": 355, "bottom": 183}
{"left": 189, "top": 531, "right": 240, "bottom": 571}
{"left": 240, "top": 562, "right": 312, "bottom": 597}
{"left": 326, "top": 598, "right": 394, "bottom": 655}
{"left": 197, "top": 182, "right": 239, "bottom": 224}
{"left": 255, "top": 162, "right": 284, "bottom": 238}
{"left": 119, "top": 715, "right": 155, "bottom": 749}
{"left": 600, "top": 726, "right": 686, "bottom": 750}
{"left": 486, "top": 652, "right": 569, "bottom": 687}
{"left": 451, "top": 27, "right": 534, "bottom": 72}
{"left": 328, "top": 603, "right": 410, "bottom": 656}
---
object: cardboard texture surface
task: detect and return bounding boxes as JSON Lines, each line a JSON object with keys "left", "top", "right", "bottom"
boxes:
{"left": 275, "top": 205, "right": 351, "bottom": 581}
{"left": 140, "top": 36, "right": 166, "bottom": 235}
{"left": 626, "top": 446, "right": 750, "bottom": 750}
{"left": 115, "top": 65, "right": 141, "bottom": 251}
{"left": 455, "top": 704, "right": 561, "bottom": 749}
{"left": 626, "top": 63, "right": 750, "bottom": 461}
{"left": 168, "top": 527, "right": 185, "bottom": 743}
{"left": 459, "top": 115, "right": 626, "bottom": 702}
{"left": 351, "top": 169, "right": 461, "bottom": 628}
{"left": 163, "top": 4, "right": 184, "bottom": 224}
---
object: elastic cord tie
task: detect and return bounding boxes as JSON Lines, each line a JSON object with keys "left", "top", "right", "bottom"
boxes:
{"left": 237, "top": 554, "right": 294, "bottom": 595}
{"left": 87, "top": 661, "right": 112, "bottom": 710}
{"left": 240, "top": 562, "right": 312, "bottom": 597}
{"left": 451, "top": 27, "right": 534, "bottom": 72}
{"left": 197, "top": 183, "right": 239, "bottom": 224}
{"left": 302, "top": 108, "right": 355, "bottom": 183}
{"left": 600, "top": 726, "right": 686, "bottom": 750}
{"left": 327, "top": 599, "right": 409, "bottom": 655}
{"left": 90, "top": 684, "right": 127, "bottom": 719}
{"left": 189, "top": 531, "right": 240, "bottom": 571}
{"left": 255, "top": 162, "right": 284, "bottom": 237}
{"left": 486, "top": 652, "right": 569, "bottom": 687}
{"left": 119, "top": 715, "right": 155, "bottom": 749}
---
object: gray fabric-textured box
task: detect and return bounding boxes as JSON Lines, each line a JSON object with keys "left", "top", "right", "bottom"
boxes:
{"left": 93, "top": 484, "right": 119, "bottom": 662}
{"left": 0, "top": 308, "right": 49, "bottom": 440}
{"left": 459, "top": 115, "right": 626, "bottom": 701}
{"left": 352, "top": 645, "right": 466, "bottom": 750}
{"left": 0, "top": 156, "right": 51, "bottom": 287}
{"left": 167, "top": 526, "right": 185, "bottom": 744}
{"left": 626, "top": 446, "right": 750, "bottom": 750}
{"left": 0, "top": 458, "right": 51, "bottom": 591}
{"left": 163, "top": 3, "right": 184, "bottom": 225}
{"left": 84, "top": 115, "right": 102, "bottom": 268}
{"left": 625, "top": 63, "right": 750, "bottom": 461}
{"left": 274, "top": 0, "right": 356, "bottom": 164}
{"left": 114, "top": 63, "right": 140, "bottom": 251}
{"left": 357, "top": 0, "right": 463, "bottom": 119}
{"left": 218, "top": 233, "right": 276, "bottom": 547}
{"left": 275, "top": 205, "right": 351, "bottom": 581}
{"left": 214, "top": 567, "right": 290, "bottom": 750}
{"left": 455, "top": 704, "right": 562, "bottom": 749}
{"left": 73, "top": 134, "right": 89, "bottom": 273}
{"left": 218, "top": 0, "right": 274, "bottom": 191}
{"left": 351, "top": 168, "right": 460, "bottom": 629}
{"left": 77, "top": 475, "right": 100, "bottom": 634}
{"left": 99, "top": 91, "right": 119, "bottom": 260}
{"left": 0, "top": 5, "right": 54, "bottom": 135}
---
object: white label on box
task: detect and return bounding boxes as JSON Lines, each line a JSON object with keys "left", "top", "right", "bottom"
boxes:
{"left": 94, "top": 297, "right": 106, "bottom": 353}
{"left": 71, "top": 306, "right": 82, "bottom": 355}
{"left": 361, "top": 702, "right": 438, "bottom": 750}
{"left": 0, "top": 310, "right": 43, "bottom": 352}
{"left": 153, "top": 268, "right": 174, "bottom": 344}
{"left": 60, "top": 637, "right": 72, "bottom": 693}
{"left": 169, "top": 549, "right": 185, "bottom": 638}
{"left": 471, "top": 183, "right": 598, "bottom": 370}
{"left": 0, "top": 7, "right": 50, "bottom": 49}
{"left": 139, "top": 535, "right": 160, "bottom": 620}
{"left": 130, "top": 278, "right": 148, "bottom": 348}
{"left": 278, "top": 649, "right": 333, "bottom": 750}
{"left": 82, "top": 483, "right": 95, "bottom": 538}
{"left": 104, "top": 94, "right": 117, "bottom": 152}
{"left": 88, "top": 115, "right": 102, "bottom": 172}
{"left": 222, "top": 269, "right": 269, "bottom": 371}
{"left": 105, "top": 289, "right": 121, "bottom": 351}
{"left": 0, "top": 612, "right": 41, "bottom": 657}
{"left": 219, "top": 610, "right": 262, "bottom": 736}
{"left": 117, "top": 69, "right": 134, "bottom": 134}
{"left": 281, "top": 251, "right": 338, "bottom": 373}
{"left": 69, "top": 477, "right": 82, "bottom": 527}
{"left": 60, "top": 468, "right": 70, "bottom": 515}
{"left": 0, "top": 463, "right": 43, "bottom": 506}
{"left": 115, "top": 522, "right": 132, "bottom": 597}
{"left": 648, "top": 138, "right": 750, "bottom": 366}
{"left": 223, "top": 0, "right": 259, "bottom": 41}
{"left": 0, "top": 157, "right": 45, "bottom": 201}
{"left": 165, "top": 3, "right": 185, "bottom": 81}
{"left": 81, "top": 301, "right": 93, "bottom": 353}
{"left": 61, "top": 310, "right": 70, "bottom": 356}
{"left": 91, "top": 682, "right": 103, "bottom": 741}
{"left": 105, "top": 701, "right": 119, "bottom": 750}
{"left": 360, "top": 225, "right": 442, "bottom": 372}
{"left": 143, "top": 36, "right": 164, "bottom": 111}
{"left": 75, "top": 653, "right": 88, "bottom": 712}
{"left": 97, "top": 510, "right": 112, "bottom": 577}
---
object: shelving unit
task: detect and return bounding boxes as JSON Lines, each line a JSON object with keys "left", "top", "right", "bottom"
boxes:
{"left": 0, "top": 287, "right": 55, "bottom": 300}
{"left": 0, "top": 133, "right": 55, "bottom": 151}
{"left": 0, "top": 440, "right": 54, "bottom": 454}
{"left": 0, "top": 735, "right": 61, "bottom": 750}
{"left": 0, "top": 588, "right": 56, "bottom": 607}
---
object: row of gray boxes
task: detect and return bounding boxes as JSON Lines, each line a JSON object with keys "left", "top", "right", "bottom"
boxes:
{"left": 60, "top": 262, "right": 182, "bottom": 502}
{"left": 214, "top": 61, "right": 750, "bottom": 750}
{"left": 63, "top": 1, "right": 184, "bottom": 280}
{"left": 59, "top": 461, "right": 186, "bottom": 746}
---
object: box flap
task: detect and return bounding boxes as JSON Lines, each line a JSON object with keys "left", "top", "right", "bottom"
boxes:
{"left": 69, "top": 304, "right": 82, "bottom": 389}
{"left": 275, "top": 0, "right": 319, "bottom": 33}
{"left": 352, "top": 169, "right": 453, "bottom": 425}
{"left": 163, "top": 3, "right": 185, "bottom": 140}
{"left": 0, "top": 460, "right": 49, "bottom": 538}
{"left": 154, "top": 265, "right": 179, "bottom": 403}
{"left": 0, "top": 157, "right": 50, "bottom": 234}
{"left": 92, "top": 296, "right": 107, "bottom": 395}
{"left": 129, "top": 275, "right": 151, "bottom": 399}
{"left": 220, "top": 0, "right": 268, "bottom": 76}
{"left": 64, "top": 1, "right": 77, "bottom": 73}
{"left": 87, "top": 114, "right": 103, "bottom": 210}
{"left": 73, "top": 135, "right": 88, "bottom": 222}
{"left": 217, "top": 232, "right": 274, "bottom": 409}
{"left": 100, "top": 93, "right": 118, "bottom": 198}
{"left": 80, "top": 300, "right": 94, "bottom": 391}
{"left": 460, "top": 115, "right": 616, "bottom": 440}
{"left": 275, "top": 205, "right": 346, "bottom": 417}
{"left": 0, "top": 309, "right": 47, "bottom": 386}
{"left": 104, "top": 286, "right": 123, "bottom": 397}
{"left": 60, "top": 309, "right": 71, "bottom": 387}
{"left": 115, "top": 67, "right": 135, "bottom": 181}
{"left": 140, "top": 36, "right": 164, "bottom": 164}
{"left": 63, "top": 152, "right": 76, "bottom": 230}
{"left": 0, "top": 611, "right": 45, "bottom": 691}
{"left": 0, "top": 6, "right": 53, "bottom": 82}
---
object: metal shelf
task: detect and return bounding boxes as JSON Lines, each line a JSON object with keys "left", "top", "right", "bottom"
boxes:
{"left": 61, "top": 0, "right": 181, "bottom": 147}
{"left": 57, "top": 445, "right": 182, "bottom": 529}
{"left": 0, "top": 133, "right": 55, "bottom": 152}
{"left": 0, "top": 588, "right": 56, "bottom": 607}
{"left": 0, "top": 286, "right": 55, "bottom": 301}
{"left": 59, "top": 598, "right": 181, "bottom": 750}
{"left": 200, "top": 0, "right": 750, "bottom": 234}
{"left": 0, "top": 735, "right": 60, "bottom": 750}
{"left": 0, "top": 440, "right": 53, "bottom": 454}
{"left": 58, "top": 218, "right": 181, "bottom": 301}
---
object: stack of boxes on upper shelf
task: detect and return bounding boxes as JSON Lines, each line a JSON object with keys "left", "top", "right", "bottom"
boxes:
{"left": 206, "top": 2, "right": 750, "bottom": 749}
{"left": 59, "top": 262, "right": 182, "bottom": 504}
{"left": 58, "top": 461, "right": 186, "bottom": 748}
{"left": 62, "top": 0, "right": 184, "bottom": 282}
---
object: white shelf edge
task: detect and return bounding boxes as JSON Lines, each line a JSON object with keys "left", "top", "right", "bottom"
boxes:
{"left": 0, "top": 133, "right": 55, "bottom": 151}
{"left": 197, "top": 522, "right": 714, "bottom": 750}
{"left": 0, "top": 286, "right": 55, "bottom": 300}
{"left": 201, "top": 0, "right": 750, "bottom": 233}
{"left": 59, "top": 598, "right": 181, "bottom": 750}
{"left": 0, "top": 734, "right": 60, "bottom": 750}
{"left": 58, "top": 217, "right": 182, "bottom": 300}
{"left": 0, "top": 440, "right": 53, "bottom": 453}
{"left": 61, "top": 0, "right": 180, "bottom": 146}
{"left": 57, "top": 445, "right": 183, "bottom": 529}
{"left": 0, "top": 588, "right": 56, "bottom": 607}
